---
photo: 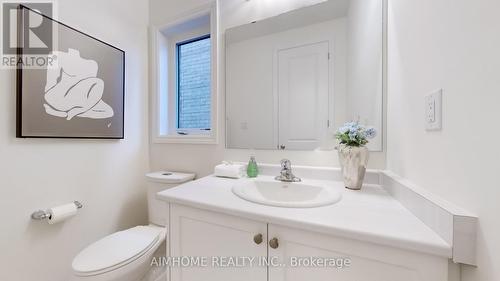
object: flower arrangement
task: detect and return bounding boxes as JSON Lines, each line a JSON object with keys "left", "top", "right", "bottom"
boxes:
{"left": 335, "top": 122, "right": 376, "bottom": 147}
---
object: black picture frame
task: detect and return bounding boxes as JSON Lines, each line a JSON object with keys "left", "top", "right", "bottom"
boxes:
{"left": 16, "top": 5, "right": 125, "bottom": 139}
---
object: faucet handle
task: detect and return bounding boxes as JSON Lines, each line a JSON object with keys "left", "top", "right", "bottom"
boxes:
{"left": 280, "top": 159, "right": 291, "bottom": 170}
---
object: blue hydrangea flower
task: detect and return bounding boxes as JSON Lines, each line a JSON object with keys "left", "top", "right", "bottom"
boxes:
{"left": 337, "top": 125, "right": 349, "bottom": 134}
{"left": 335, "top": 121, "right": 376, "bottom": 146}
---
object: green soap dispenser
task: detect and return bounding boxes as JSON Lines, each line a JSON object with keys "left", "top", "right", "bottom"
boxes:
{"left": 247, "top": 156, "right": 259, "bottom": 178}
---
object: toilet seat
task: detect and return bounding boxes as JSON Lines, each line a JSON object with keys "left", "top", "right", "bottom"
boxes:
{"left": 72, "top": 226, "right": 164, "bottom": 277}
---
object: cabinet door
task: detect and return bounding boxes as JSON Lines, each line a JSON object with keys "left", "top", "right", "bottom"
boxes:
{"left": 169, "top": 204, "right": 267, "bottom": 281}
{"left": 268, "top": 224, "right": 449, "bottom": 281}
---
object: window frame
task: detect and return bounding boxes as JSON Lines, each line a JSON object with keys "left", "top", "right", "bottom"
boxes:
{"left": 175, "top": 34, "right": 211, "bottom": 131}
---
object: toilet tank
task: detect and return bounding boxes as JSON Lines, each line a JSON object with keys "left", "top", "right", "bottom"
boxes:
{"left": 145, "top": 171, "right": 195, "bottom": 226}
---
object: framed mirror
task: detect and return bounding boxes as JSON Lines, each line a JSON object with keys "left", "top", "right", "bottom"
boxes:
{"left": 225, "top": 0, "right": 385, "bottom": 151}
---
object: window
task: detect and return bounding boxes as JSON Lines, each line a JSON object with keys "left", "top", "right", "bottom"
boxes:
{"left": 151, "top": 7, "right": 217, "bottom": 144}
{"left": 176, "top": 35, "right": 211, "bottom": 132}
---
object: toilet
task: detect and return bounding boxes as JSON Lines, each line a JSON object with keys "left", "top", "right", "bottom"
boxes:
{"left": 71, "top": 171, "right": 195, "bottom": 281}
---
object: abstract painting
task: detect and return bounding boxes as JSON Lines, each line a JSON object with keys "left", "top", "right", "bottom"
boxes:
{"left": 16, "top": 5, "right": 125, "bottom": 138}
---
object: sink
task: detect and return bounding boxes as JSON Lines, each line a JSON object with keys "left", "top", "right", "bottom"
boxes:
{"left": 231, "top": 177, "right": 342, "bottom": 208}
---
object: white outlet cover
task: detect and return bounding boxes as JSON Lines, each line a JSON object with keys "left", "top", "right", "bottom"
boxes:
{"left": 425, "top": 89, "right": 442, "bottom": 131}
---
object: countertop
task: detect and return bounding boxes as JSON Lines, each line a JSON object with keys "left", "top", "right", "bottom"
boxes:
{"left": 157, "top": 175, "right": 452, "bottom": 258}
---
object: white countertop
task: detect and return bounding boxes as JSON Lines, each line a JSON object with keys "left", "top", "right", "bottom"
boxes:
{"left": 157, "top": 175, "right": 452, "bottom": 258}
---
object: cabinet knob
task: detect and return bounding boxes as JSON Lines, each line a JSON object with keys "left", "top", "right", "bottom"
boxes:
{"left": 253, "top": 233, "right": 263, "bottom": 245}
{"left": 269, "top": 237, "right": 279, "bottom": 249}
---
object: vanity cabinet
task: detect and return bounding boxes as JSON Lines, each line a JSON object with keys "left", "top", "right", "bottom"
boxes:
{"left": 169, "top": 204, "right": 451, "bottom": 281}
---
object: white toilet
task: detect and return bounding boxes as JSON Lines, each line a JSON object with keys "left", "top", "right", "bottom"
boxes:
{"left": 71, "top": 171, "right": 195, "bottom": 281}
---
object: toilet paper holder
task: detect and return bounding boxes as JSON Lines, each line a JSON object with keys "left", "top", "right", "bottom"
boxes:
{"left": 31, "top": 201, "right": 83, "bottom": 220}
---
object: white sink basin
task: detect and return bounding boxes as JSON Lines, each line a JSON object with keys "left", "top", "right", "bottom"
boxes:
{"left": 232, "top": 177, "right": 342, "bottom": 208}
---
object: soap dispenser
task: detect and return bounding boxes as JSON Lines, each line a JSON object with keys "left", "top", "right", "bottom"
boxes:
{"left": 247, "top": 156, "right": 259, "bottom": 178}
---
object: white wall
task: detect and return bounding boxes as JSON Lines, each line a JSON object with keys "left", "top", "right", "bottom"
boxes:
{"left": 387, "top": 0, "right": 500, "bottom": 280}
{"left": 0, "top": 0, "right": 150, "bottom": 280}
{"left": 149, "top": 0, "right": 385, "bottom": 178}
{"left": 346, "top": 0, "right": 383, "bottom": 150}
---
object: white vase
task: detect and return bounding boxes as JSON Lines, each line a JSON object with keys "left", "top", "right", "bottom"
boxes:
{"left": 337, "top": 144, "right": 369, "bottom": 190}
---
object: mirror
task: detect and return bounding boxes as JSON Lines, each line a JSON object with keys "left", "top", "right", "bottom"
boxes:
{"left": 225, "top": 0, "right": 384, "bottom": 151}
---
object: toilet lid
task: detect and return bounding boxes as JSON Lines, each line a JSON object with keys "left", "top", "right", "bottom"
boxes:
{"left": 72, "top": 226, "right": 162, "bottom": 274}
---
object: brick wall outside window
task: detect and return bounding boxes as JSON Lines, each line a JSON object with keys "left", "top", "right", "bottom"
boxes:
{"left": 177, "top": 36, "right": 211, "bottom": 129}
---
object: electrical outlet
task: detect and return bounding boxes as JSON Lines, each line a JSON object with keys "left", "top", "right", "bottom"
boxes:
{"left": 425, "top": 89, "right": 442, "bottom": 131}
{"left": 426, "top": 97, "right": 435, "bottom": 122}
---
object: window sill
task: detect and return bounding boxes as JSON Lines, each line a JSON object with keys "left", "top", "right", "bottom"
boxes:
{"left": 152, "top": 134, "right": 218, "bottom": 145}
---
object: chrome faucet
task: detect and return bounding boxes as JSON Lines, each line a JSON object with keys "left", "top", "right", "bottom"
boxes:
{"left": 275, "top": 159, "right": 301, "bottom": 182}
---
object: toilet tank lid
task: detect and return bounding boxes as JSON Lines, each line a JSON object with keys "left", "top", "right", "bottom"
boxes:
{"left": 146, "top": 171, "right": 195, "bottom": 184}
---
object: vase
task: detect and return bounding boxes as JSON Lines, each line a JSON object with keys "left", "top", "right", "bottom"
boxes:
{"left": 337, "top": 144, "right": 369, "bottom": 190}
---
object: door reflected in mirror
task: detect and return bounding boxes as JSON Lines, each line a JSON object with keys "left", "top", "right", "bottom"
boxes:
{"left": 225, "top": 0, "right": 385, "bottom": 151}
